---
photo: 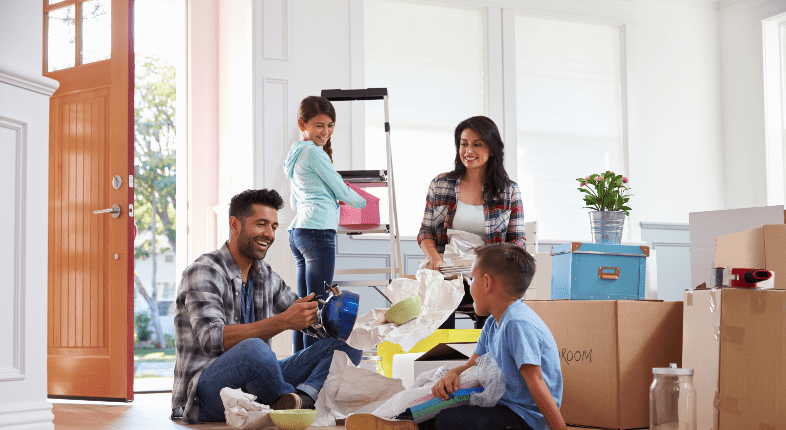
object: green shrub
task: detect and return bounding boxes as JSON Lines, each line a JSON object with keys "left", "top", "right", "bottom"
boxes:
{"left": 164, "top": 333, "right": 175, "bottom": 348}
{"left": 134, "top": 311, "right": 152, "bottom": 341}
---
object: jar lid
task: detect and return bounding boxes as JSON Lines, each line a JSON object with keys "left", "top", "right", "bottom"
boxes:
{"left": 653, "top": 363, "right": 693, "bottom": 375}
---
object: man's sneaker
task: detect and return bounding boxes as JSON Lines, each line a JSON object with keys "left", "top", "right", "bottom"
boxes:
{"left": 345, "top": 413, "right": 417, "bottom": 430}
{"left": 296, "top": 390, "right": 316, "bottom": 410}
{"left": 271, "top": 392, "right": 302, "bottom": 410}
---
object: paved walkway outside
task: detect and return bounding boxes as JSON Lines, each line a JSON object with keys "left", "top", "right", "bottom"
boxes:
{"left": 134, "top": 360, "right": 175, "bottom": 392}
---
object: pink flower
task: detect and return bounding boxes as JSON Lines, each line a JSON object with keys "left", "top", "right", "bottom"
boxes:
{"left": 609, "top": 171, "right": 615, "bottom": 175}
{"left": 585, "top": 175, "right": 592, "bottom": 181}
{"left": 594, "top": 176, "right": 603, "bottom": 182}
{"left": 580, "top": 182, "right": 585, "bottom": 187}
{"left": 622, "top": 176, "right": 629, "bottom": 183}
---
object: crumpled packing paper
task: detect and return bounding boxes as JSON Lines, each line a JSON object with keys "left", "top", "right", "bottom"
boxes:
{"left": 345, "top": 269, "right": 465, "bottom": 352}
{"left": 312, "top": 350, "right": 405, "bottom": 426}
{"left": 442, "top": 229, "right": 484, "bottom": 266}
{"left": 418, "top": 229, "right": 484, "bottom": 277}
{"left": 220, "top": 387, "right": 273, "bottom": 429}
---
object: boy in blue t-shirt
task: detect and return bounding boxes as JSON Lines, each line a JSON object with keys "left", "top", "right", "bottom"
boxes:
{"left": 346, "top": 243, "right": 565, "bottom": 430}
{"left": 432, "top": 242, "right": 565, "bottom": 430}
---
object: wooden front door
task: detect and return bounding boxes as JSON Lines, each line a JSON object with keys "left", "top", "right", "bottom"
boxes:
{"left": 45, "top": 0, "right": 135, "bottom": 401}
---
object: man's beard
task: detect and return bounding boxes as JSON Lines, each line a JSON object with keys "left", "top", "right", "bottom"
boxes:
{"left": 237, "top": 225, "right": 272, "bottom": 261}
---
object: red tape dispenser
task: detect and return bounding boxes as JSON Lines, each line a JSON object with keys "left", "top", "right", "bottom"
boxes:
{"left": 729, "top": 268, "right": 772, "bottom": 288}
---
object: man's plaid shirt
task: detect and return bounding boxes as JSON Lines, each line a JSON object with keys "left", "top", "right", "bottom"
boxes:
{"left": 417, "top": 173, "right": 526, "bottom": 252}
{"left": 171, "top": 243, "right": 326, "bottom": 423}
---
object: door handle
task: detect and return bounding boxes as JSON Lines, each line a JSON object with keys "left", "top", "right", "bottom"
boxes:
{"left": 93, "top": 204, "right": 122, "bottom": 218}
{"left": 598, "top": 267, "right": 620, "bottom": 280}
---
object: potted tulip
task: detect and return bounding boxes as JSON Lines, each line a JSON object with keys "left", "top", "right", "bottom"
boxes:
{"left": 576, "top": 171, "right": 631, "bottom": 244}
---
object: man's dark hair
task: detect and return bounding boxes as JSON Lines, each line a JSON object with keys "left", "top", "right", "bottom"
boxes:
{"left": 229, "top": 189, "right": 284, "bottom": 221}
{"left": 473, "top": 243, "right": 536, "bottom": 298}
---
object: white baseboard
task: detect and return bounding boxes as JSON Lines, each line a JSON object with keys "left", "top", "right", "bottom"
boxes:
{"left": 0, "top": 401, "right": 54, "bottom": 429}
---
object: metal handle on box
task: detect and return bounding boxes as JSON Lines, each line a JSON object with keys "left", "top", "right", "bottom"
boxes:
{"left": 598, "top": 267, "right": 620, "bottom": 280}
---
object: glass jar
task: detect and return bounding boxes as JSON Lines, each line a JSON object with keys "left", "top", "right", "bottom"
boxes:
{"left": 359, "top": 352, "right": 385, "bottom": 375}
{"left": 650, "top": 363, "right": 696, "bottom": 430}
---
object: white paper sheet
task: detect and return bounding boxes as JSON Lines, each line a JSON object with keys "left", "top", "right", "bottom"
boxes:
{"left": 345, "top": 269, "right": 464, "bottom": 352}
{"left": 313, "top": 350, "right": 406, "bottom": 426}
{"left": 220, "top": 387, "right": 273, "bottom": 429}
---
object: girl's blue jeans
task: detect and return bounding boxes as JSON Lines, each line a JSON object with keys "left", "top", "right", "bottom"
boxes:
{"left": 196, "top": 337, "right": 361, "bottom": 422}
{"left": 289, "top": 228, "right": 337, "bottom": 352}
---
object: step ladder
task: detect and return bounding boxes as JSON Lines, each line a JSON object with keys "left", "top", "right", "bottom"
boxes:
{"left": 321, "top": 88, "right": 402, "bottom": 302}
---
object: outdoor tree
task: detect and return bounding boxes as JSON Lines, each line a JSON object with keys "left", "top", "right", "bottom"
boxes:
{"left": 134, "top": 55, "right": 176, "bottom": 348}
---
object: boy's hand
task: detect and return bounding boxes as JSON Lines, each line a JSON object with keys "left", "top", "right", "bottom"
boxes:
{"left": 431, "top": 370, "right": 461, "bottom": 400}
{"left": 280, "top": 293, "right": 318, "bottom": 330}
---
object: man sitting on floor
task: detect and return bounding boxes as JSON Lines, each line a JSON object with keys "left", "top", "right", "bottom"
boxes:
{"left": 170, "top": 189, "right": 362, "bottom": 424}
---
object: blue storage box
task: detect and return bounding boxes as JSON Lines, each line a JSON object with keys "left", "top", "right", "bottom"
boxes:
{"left": 551, "top": 242, "right": 649, "bottom": 300}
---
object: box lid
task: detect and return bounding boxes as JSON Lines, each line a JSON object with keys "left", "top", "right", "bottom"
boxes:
{"left": 415, "top": 343, "right": 477, "bottom": 362}
{"left": 551, "top": 242, "right": 649, "bottom": 257}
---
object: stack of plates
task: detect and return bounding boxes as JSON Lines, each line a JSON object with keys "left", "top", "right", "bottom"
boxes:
{"left": 439, "top": 264, "right": 472, "bottom": 279}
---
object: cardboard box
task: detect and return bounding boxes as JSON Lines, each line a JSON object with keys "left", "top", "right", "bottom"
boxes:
{"left": 688, "top": 206, "right": 785, "bottom": 289}
{"left": 683, "top": 288, "right": 786, "bottom": 430}
{"left": 392, "top": 343, "right": 477, "bottom": 389}
{"left": 339, "top": 182, "right": 380, "bottom": 226}
{"left": 526, "top": 300, "right": 682, "bottom": 429}
{"left": 714, "top": 224, "right": 786, "bottom": 290}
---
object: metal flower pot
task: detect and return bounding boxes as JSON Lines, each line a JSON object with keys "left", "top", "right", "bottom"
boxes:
{"left": 589, "top": 210, "right": 625, "bottom": 244}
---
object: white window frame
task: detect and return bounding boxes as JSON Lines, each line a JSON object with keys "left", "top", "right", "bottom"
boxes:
{"left": 351, "top": 0, "right": 638, "bottom": 242}
{"left": 764, "top": 13, "right": 786, "bottom": 206}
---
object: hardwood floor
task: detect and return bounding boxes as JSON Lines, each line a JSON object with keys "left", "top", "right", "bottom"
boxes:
{"left": 50, "top": 392, "right": 592, "bottom": 429}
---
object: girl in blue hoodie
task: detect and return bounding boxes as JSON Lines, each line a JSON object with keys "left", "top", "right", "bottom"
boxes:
{"left": 284, "top": 96, "right": 367, "bottom": 352}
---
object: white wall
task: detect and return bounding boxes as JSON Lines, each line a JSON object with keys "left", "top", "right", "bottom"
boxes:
{"left": 184, "top": 0, "right": 220, "bottom": 265}
{"left": 0, "top": 1, "right": 57, "bottom": 428}
{"left": 0, "top": 0, "right": 42, "bottom": 74}
{"left": 719, "top": 0, "right": 786, "bottom": 210}
{"left": 218, "top": 0, "right": 254, "bottom": 212}
{"left": 633, "top": 0, "right": 726, "bottom": 224}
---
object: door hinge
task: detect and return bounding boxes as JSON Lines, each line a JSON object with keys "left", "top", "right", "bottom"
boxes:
{"left": 129, "top": 175, "right": 134, "bottom": 188}
{"left": 128, "top": 204, "right": 134, "bottom": 218}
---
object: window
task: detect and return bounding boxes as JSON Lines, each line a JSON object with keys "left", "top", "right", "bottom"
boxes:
{"left": 364, "top": 0, "right": 486, "bottom": 237}
{"left": 515, "top": 14, "right": 625, "bottom": 241}
{"left": 764, "top": 15, "right": 786, "bottom": 205}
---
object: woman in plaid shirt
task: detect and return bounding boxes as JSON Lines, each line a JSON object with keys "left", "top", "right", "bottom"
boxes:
{"left": 417, "top": 116, "right": 525, "bottom": 329}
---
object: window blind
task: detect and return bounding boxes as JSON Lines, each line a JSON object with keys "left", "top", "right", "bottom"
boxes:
{"left": 364, "top": 0, "right": 486, "bottom": 238}
{"left": 515, "top": 14, "right": 625, "bottom": 242}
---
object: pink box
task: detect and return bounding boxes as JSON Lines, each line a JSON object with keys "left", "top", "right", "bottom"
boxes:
{"left": 339, "top": 182, "right": 380, "bottom": 227}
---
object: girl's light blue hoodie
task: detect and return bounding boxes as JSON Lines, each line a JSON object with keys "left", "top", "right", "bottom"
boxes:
{"left": 283, "top": 140, "right": 366, "bottom": 231}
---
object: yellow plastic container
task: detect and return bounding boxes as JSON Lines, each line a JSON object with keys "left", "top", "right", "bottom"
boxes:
{"left": 377, "top": 329, "right": 482, "bottom": 378}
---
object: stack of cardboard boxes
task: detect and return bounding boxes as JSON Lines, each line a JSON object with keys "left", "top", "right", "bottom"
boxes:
{"left": 684, "top": 206, "right": 786, "bottom": 429}
{"left": 380, "top": 206, "right": 786, "bottom": 429}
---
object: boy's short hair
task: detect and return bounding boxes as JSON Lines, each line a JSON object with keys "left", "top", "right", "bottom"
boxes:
{"left": 229, "top": 189, "right": 284, "bottom": 221}
{"left": 473, "top": 243, "right": 536, "bottom": 298}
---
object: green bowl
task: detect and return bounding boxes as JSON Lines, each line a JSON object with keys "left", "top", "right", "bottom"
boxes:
{"left": 384, "top": 295, "right": 422, "bottom": 325}
{"left": 269, "top": 409, "right": 316, "bottom": 430}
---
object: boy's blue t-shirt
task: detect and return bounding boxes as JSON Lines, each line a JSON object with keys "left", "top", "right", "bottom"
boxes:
{"left": 474, "top": 300, "right": 563, "bottom": 430}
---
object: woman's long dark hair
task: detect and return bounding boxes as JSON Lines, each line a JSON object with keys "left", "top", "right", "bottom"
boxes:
{"left": 298, "top": 96, "right": 336, "bottom": 162}
{"left": 447, "top": 116, "right": 510, "bottom": 204}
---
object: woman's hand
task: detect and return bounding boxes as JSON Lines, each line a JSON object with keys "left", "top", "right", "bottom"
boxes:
{"left": 427, "top": 256, "right": 445, "bottom": 271}
{"left": 420, "top": 239, "right": 444, "bottom": 272}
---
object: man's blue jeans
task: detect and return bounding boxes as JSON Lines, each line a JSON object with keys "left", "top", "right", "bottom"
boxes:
{"left": 196, "top": 337, "right": 361, "bottom": 422}
{"left": 289, "top": 228, "right": 337, "bottom": 352}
